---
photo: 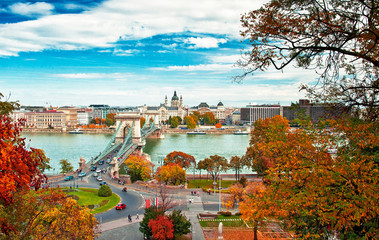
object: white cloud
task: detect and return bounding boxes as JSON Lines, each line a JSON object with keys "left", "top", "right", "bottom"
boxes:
{"left": 51, "top": 72, "right": 133, "bottom": 80}
{"left": 0, "top": 0, "right": 268, "bottom": 56}
{"left": 151, "top": 63, "right": 235, "bottom": 72}
{"left": 112, "top": 49, "right": 139, "bottom": 56}
{"left": 9, "top": 2, "right": 54, "bottom": 17}
{"left": 184, "top": 37, "right": 227, "bottom": 49}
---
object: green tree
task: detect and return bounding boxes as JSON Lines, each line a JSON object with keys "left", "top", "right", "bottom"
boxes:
{"left": 59, "top": 159, "right": 73, "bottom": 174}
{"left": 170, "top": 116, "right": 179, "bottom": 128}
{"left": 0, "top": 93, "right": 19, "bottom": 115}
{"left": 169, "top": 209, "right": 191, "bottom": 239}
{"left": 237, "top": 0, "right": 378, "bottom": 121}
{"left": 98, "top": 185, "right": 112, "bottom": 197}
{"left": 196, "top": 160, "right": 207, "bottom": 180}
{"left": 197, "top": 155, "right": 229, "bottom": 181}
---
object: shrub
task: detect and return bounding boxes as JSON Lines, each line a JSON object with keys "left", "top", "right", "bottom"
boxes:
{"left": 98, "top": 185, "right": 112, "bottom": 197}
{"left": 218, "top": 211, "right": 232, "bottom": 216}
{"left": 234, "top": 212, "right": 242, "bottom": 216}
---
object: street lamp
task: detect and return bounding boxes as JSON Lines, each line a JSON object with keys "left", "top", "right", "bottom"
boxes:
{"left": 219, "top": 177, "right": 222, "bottom": 212}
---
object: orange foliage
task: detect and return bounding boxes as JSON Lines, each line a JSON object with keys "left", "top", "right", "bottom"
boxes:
{"left": 164, "top": 151, "right": 195, "bottom": 168}
{"left": 215, "top": 122, "right": 222, "bottom": 129}
{"left": 148, "top": 215, "right": 174, "bottom": 240}
{"left": 157, "top": 163, "right": 186, "bottom": 185}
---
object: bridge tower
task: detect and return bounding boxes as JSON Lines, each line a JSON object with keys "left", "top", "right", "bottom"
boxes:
{"left": 114, "top": 112, "right": 143, "bottom": 147}
{"left": 143, "top": 112, "right": 163, "bottom": 138}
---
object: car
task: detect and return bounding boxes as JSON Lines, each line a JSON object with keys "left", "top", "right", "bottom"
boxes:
{"left": 96, "top": 169, "right": 102, "bottom": 173}
{"left": 106, "top": 159, "right": 111, "bottom": 164}
{"left": 99, "top": 160, "right": 104, "bottom": 165}
{"left": 115, "top": 203, "right": 126, "bottom": 210}
{"left": 93, "top": 172, "right": 98, "bottom": 177}
{"left": 96, "top": 176, "right": 103, "bottom": 181}
{"left": 64, "top": 175, "right": 73, "bottom": 181}
{"left": 78, "top": 172, "right": 86, "bottom": 177}
{"left": 91, "top": 166, "right": 97, "bottom": 171}
{"left": 99, "top": 181, "right": 107, "bottom": 186}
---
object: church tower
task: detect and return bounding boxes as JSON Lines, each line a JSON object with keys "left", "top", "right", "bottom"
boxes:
{"left": 179, "top": 95, "right": 183, "bottom": 107}
{"left": 171, "top": 91, "right": 179, "bottom": 107}
{"left": 164, "top": 95, "right": 168, "bottom": 107}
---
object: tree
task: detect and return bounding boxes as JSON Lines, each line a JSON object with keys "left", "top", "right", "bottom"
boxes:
{"left": 229, "top": 156, "right": 245, "bottom": 181}
{"left": 140, "top": 207, "right": 164, "bottom": 238}
{"left": 196, "top": 160, "right": 207, "bottom": 180}
{"left": 59, "top": 159, "right": 73, "bottom": 174}
{"left": 140, "top": 116, "right": 146, "bottom": 128}
{"left": 98, "top": 185, "right": 112, "bottom": 197}
{"left": 105, "top": 113, "right": 116, "bottom": 127}
{"left": 124, "top": 155, "right": 152, "bottom": 182}
{"left": 237, "top": 0, "right": 378, "bottom": 120}
{"left": 244, "top": 115, "right": 290, "bottom": 175}
{"left": 168, "top": 209, "right": 191, "bottom": 239}
{"left": 157, "top": 163, "right": 186, "bottom": 185}
{"left": 190, "top": 112, "right": 200, "bottom": 125}
{"left": 197, "top": 155, "right": 229, "bottom": 181}
{"left": 0, "top": 114, "right": 48, "bottom": 205}
{"left": 148, "top": 215, "right": 174, "bottom": 240}
{"left": 202, "top": 112, "right": 216, "bottom": 125}
{"left": 184, "top": 116, "right": 196, "bottom": 129}
{"left": 244, "top": 116, "right": 379, "bottom": 239}
{"left": 164, "top": 151, "right": 196, "bottom": 169}
{"left": 0, "top": 93, "right": 19, "bottom": 115}
{"left": 215, "top": 122, "right": 222, "bottom": 129}
{"left": 170, "top": 116, "right": 179, "bottom": 128}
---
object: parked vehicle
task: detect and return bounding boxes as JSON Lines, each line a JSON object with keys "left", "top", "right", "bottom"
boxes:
{"left": 96, "top": 169, "right": 102, "bottom": 173}
{"left": 78, "top": 172, "right": 86, "bottom": 177}
{"left": 115, "top": 203, "right": 126, "bottom": 210}
{"left": 96, "top": 176, "right": 103, "bottom": 181}
{"left": 64, "top": 176, "right": 73, "bottom": 181}
{"left": 91, "top": 166, "right": 97, "bottom": 171}
{"left": 93, "top": 172, "right": 98, "bottom": 177}
{"left": 99, "top": 160, "right": 104, "bottom": 165}
{"left": 99, "top": 181, "right": 107, "bottom": 186}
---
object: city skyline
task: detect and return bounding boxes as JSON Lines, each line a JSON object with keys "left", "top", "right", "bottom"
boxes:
{"left": 1, "top": 0, "right": 319, "bottom": 107}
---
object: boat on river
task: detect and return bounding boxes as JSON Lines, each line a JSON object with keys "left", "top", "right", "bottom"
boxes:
{"left": 68, "top": 129, "right": 83, "bottom": 134}
{"left": 233, "top": 130, "right": 249, "bottom": 135}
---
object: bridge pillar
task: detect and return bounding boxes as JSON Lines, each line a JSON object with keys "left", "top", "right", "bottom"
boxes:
{"left": 114, "top": 112, "right": 142, "bottom": 144}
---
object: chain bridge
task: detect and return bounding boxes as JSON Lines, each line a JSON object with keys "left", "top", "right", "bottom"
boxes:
{"left": 89, "top": 112, "right": 161, "bottom": 167}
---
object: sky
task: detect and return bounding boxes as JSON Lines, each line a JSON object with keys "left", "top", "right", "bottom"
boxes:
{"left": 0, "top": 0, "right": 319, "bottom": 108}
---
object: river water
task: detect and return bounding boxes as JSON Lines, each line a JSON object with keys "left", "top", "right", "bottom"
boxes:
{"left": 22, "top": 133, "right": 250, "bottom": 175}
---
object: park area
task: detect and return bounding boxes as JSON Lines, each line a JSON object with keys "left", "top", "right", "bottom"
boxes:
{"left": 63, "top": 187, "right": 120, "bottom": 214}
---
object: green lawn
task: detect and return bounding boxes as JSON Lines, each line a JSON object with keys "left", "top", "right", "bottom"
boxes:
{"left": 64, "top": 188, "right": 120, "bottom": 214}
{"left": 187, "top": 179, "right": 237, "bottom": 189}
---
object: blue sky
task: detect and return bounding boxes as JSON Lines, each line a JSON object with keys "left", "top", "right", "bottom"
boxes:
{"left": 0, "top": 0, "right": 318, "bottom": 107}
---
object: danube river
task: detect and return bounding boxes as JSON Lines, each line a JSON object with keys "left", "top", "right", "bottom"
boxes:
{"left": 22, "top": 133, "right": 250, "bottom": 175}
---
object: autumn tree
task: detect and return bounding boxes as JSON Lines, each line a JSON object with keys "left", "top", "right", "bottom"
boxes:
{"left": 202, "top": 112, "right": 216, "bottom": 125}
{"left": 164, "top": 151, "right": 195, "bottom": 169}
{"left": 197, "top": 155, "right": 229, "bottom": 181}
{"left": 184, "top": 116, "right": 196, "bottom": 129}
{"left": 225, "top": 182, "right": 269, "bottom": 240}
{"left": 148, "top": 215, "right": 174, "bottom": 240}
{"left": 59, "top": 159, "right": 73, "bottom": 174}
{"left": 190, "top": 111, "right": 200, "bottom": 125}
{"left": 105, "top": 113, "right": 116, "bottom": 126}
{"left": 140, "top": 207, "right": 164, "bottom": 238}
{"left": 244, "top": 115, "right": 290, "bottom": 175}
{"left": 0, "top": 94, "right": 98, "bottom": 238}
{"left": 244, "top": 115, "right": 379, "bottom": 239}
{"left": 140, "top": 116, "right": 146, "bottom": 128}
{"left": 215, "top": 122, "right": 222, "bottom": 129}
{"left": 124, "top": 155, "right": 152, "bottom": 182}
{"left": 237, "top": 0, "right": 379, "bottom": 120}
{"left": 157, "top": 163, "right": 186, "bottom": 185}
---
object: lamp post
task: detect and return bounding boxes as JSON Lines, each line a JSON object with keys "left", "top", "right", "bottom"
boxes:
{"left": 219, "top": 176, "right": 222, "bottom": 212}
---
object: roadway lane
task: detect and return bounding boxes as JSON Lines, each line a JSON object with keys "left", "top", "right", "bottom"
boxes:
{"left": 51, "top": 170, "right": 144, "bottom": 224}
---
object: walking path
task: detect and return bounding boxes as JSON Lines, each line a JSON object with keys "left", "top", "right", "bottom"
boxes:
{"left": 185, "top": 194, "right": 207, "bottom": 240}
{"left": 99, "top": 214, "right": 144, "bottom": 232}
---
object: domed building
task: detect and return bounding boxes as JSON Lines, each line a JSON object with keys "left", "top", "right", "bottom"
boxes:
{"left": 141, "top": 91, "right": 185, "bottom": 123}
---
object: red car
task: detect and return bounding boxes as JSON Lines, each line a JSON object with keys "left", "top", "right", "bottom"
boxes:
{"left": 115, "top": 203, "right": 126, "bottom": 210}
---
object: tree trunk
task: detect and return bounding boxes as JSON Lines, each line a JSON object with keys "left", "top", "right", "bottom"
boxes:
{"left": 253, "top": 224, "right": 258, "bottom": 240}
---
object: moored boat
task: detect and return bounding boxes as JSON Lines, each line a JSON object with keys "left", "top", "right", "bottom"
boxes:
{"left": 68, "top": 129, "right": 83, "bottom": 134}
